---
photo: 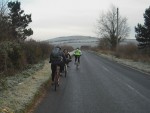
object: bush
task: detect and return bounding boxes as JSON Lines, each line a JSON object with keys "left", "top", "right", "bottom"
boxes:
{"left": 115, "top": 43, "right": 138, "bottom": 59}
{"left": 94, "top": 42, "right": 150, "bottom": 63}
{"left": 0, "top": 41, "right": 22, "bottom": 74}
{"left": 0, "top": 39, "right": 52, "bottom": 76}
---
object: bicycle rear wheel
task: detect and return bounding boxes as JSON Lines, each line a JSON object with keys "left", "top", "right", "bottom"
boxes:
{"left": 76, "top": 62, "right": 79, "bottom": 69}
{"left": 54, "top": 76, "right": 57, "bottom": 91}
{"left": 54, "top": 81, "right": 57, "bottom": 91}
{"left": 54, "top": 65, "right": 60, "bottom": 91}
{"left": 54, "top": 72, "right": 59, "bottom": 91}
{"left": 64, "top": 65, "right": 67, "bottom": 78}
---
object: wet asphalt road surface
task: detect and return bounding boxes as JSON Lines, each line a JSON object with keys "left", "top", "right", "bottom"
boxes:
{"left": 34, "top": 51, "right": 150, "bottom": 113}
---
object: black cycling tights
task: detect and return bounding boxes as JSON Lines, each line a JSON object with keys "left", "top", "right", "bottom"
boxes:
{"left": 75, "top": 55, "right": 80, "bottom": 63}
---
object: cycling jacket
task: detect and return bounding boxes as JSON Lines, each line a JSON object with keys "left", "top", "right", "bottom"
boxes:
{"left": 74, "top": 49, "right": 82, "bottom": 56}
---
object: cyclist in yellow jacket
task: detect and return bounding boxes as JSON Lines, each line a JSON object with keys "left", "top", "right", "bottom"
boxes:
{"left": 74, "top": 48, "right": 82, "bottom": 64}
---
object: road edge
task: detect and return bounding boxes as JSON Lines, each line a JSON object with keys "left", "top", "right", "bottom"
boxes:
{"left": 89, "top": 51, "right": 150, "bottom": 75}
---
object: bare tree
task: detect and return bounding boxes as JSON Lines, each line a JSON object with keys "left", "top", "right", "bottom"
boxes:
{"left": 97, "top": 5, "right": 130, "bottom": 50}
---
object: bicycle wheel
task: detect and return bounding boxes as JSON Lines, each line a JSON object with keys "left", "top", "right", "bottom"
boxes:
{"left": 64, "top": 64, "right": 67, "bottom": 78}
{"left": 76, "top": 62, "right": 79, "bottom": 69}
{"left": 54, "top": 82, "right": 57, "bottom": 91}
{"left": 54, "top": 65, "right": 60, "bottom": 91}
{"left": 54, "top": 75, "right": 57, "bottom": 91}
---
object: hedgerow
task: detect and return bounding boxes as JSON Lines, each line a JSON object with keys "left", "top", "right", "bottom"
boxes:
{"left": 0, "top": 40, "right": 52, "bottom": 76}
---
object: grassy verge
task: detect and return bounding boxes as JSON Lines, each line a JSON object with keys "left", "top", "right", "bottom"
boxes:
{"left": 0, "top": 60, "right": 51, "bottom": 113}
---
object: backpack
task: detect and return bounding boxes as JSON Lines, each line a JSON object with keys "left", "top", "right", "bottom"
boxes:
{"left": 51, "top": 47, "right": 63, "bottom": 62}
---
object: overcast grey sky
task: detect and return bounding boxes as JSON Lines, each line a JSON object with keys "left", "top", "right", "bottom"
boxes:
{"left": 20, "top": 0, "right": 149, "bottom": 40}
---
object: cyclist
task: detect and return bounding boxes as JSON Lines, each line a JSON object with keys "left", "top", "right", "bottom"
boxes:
{"left": 74, "top": 48, "right": 82, "bottom": 64}
{"left": 63, "top": 49, "right": 72, "bottom": 67}
{"left": 49, "top": 46, "right": 66, "bottom": 85}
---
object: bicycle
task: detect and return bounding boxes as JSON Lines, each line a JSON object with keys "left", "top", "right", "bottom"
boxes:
{"left": 54, "top": 65, "right": 60, "bottom": 91}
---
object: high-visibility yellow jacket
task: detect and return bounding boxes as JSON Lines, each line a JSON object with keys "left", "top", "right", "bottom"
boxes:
{"left": 74, "top": 49, "right": 82, "bottom": 56}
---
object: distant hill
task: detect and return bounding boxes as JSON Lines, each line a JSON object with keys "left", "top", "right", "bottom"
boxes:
{"left": 45, "top": 35, "right": 138, "bottom": 48}
{"left": 46, "top": 36, "right": 99, "bottom": 48}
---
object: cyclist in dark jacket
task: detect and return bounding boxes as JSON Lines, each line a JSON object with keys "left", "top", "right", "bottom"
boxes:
{"left": 49, "top": 46, "right": 66, "bottom": 84}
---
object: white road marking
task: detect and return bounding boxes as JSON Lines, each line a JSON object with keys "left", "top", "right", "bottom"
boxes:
{"left": 102, "top": 66, "right": 109, "bottom": 72}
{"left": 126, "top": 84, "right": 150, "bottom": 102}
{"left": 113, "top": 76, "right": 150, "bottom": 103}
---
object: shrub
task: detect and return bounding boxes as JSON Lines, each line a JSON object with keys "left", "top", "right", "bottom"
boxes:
{"left": 0, "top": 41, "right": 22, "bottom": 74}
{"left": 0, "top": 39, "right": 53, "bottom": 76}
{"left": 116, "top": 43, "right": 138, "bottom": 59}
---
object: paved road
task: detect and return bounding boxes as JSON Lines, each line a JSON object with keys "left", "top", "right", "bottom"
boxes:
{"left": 34, "top": 51, "right": 150, "bottom": 113}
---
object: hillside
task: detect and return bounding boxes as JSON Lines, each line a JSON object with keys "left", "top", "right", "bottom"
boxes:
{"left": 45, "top": 35, "right": 138, "bottom": 48}
{"left": 46, "top": 36, "right": 99, "bottom": 48}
